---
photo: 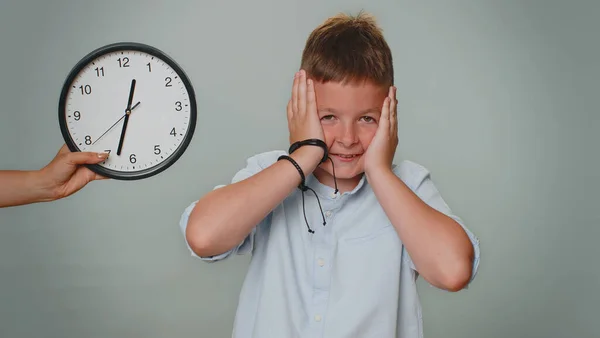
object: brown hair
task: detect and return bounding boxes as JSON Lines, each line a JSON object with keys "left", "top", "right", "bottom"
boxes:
{"left": 300, "top": 11, "right": 394, "bottom": 87}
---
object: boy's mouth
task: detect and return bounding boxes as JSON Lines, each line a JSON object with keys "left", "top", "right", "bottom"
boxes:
{"left": 331, "top": 153, "right": 362, "bottom": 161}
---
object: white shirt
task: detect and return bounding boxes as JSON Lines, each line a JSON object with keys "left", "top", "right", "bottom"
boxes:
{"left": 179, "top": 150, "right": 480, "bottom": 338}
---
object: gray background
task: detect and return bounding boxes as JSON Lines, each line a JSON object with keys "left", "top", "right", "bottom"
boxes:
{"left": 0, "top": 0, "right": 598, "bottom": 337}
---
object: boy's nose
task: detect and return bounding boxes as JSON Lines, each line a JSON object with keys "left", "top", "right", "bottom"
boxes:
{"left": 338, "top": 125, "right": 358, "bottom": 147}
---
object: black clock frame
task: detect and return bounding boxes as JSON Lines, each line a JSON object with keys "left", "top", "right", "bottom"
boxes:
{"left": 58, "top": 42, "right": 197, "bottom": 181}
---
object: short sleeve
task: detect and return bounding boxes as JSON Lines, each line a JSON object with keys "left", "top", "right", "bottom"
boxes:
{"left": 396, "top": 161, "right": 481, "bottom": 285}
{"left": 178, "top": 151, "right": 283, "bottom": 262}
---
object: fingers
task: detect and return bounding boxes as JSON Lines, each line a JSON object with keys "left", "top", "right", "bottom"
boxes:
{"left": 380, "top": 86, "right": 397, "bottom": 129}
{"left": 287, "top": 99, "right": 293, "bottom": 121}
{"left": 292, "top": 71, "right": 299, "bottom": 114}
{"left": 381, "top": 96, "right": 391, "bottom": 122}
{"left": 56, "top": 144, "right": 70, "bottom": 156}
{"left": 292, "top": 69, "right": 312, "bottom": 116}
{"left": 389, "top": 86, "right": 397, "bottom": 133}
{"left": 56, "top": 144, "right": 109, "bottom": 163}
{"left": 288, "top": 69, "right": 324, "bottom": 143}
{"left": 65, "top": 151, "right": 109, "bottom": 165}
{"left": 307, "top": 78, "right": 317, "bottom": 115}
{"left": 298, "top": 70, "right": 307, "bottom": 115}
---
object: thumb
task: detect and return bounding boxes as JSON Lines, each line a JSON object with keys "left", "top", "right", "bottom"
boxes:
{"left": 64, "top": 151, "right": 109, "bottom": 165}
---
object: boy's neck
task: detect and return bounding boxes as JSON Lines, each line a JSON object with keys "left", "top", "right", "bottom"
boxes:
{"left": 313, "top": 168, "right": 362, "bottom": 194}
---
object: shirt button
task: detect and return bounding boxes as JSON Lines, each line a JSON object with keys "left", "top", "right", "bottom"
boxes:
{"left": 318, "top": 258, "right": 325, "bottom": 267}
{"left": 315, "top": 315, "right": 322, "bottom": 322}
{"left": 331, "top": 191, "right": 338, "bottom": 199}
{"left": 325, "top": 211, "right": 332, "bottom": 217}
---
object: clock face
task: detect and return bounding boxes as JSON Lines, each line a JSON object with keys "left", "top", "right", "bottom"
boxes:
{"left": 58, "top": 42, "right": 197, "bottom": 180}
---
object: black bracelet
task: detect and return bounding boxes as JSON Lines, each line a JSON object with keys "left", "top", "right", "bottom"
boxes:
{"left": 288, "top": 139, "right": 328, "bottom": 164}
{"left": 277, "top": 155, "right": 307, "bottom": 191}
{"left": 278, "top": 153, "right": 327, "bottom": 234}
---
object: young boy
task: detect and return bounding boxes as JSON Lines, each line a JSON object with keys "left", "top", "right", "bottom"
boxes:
{"left": 179, "top": 11, "right": 480, "bottom": 338}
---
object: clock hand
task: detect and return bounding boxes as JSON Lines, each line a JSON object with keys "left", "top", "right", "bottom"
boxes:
{"left": 91, "top": 101, "right": 140, "bottom": 146}
{"left": 116, "top": 79, "right": 137, "bottom": 156}
{"left": 126, "top": 79, "right": 136, "bottom": 111}
{"left": 116, "top": 112, "right": 131, "bottom": 156}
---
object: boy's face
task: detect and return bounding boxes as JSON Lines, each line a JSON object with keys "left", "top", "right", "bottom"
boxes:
{"left": 312, "top": 79, "right": 389, "bottom": 188}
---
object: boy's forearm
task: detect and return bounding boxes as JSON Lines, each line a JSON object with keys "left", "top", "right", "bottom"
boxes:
{"left": 367, "top": 168, "right": 474, "bottom": 292}
{"left": 0, "top": 170, "right": 55, "bottom": 208}
{"left": 186, "top": 147, "right": 323, "bottom": 257}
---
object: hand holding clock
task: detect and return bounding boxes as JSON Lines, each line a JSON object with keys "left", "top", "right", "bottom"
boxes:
{"left": 0, "top": 144, "right": 109, "bottom": 208}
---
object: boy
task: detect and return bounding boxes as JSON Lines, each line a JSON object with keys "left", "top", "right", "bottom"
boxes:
{"left": 179, "top": 11, "right": 480, "bottom": 338}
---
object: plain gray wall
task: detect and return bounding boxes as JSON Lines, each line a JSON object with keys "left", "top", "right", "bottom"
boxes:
{"left": 0, "top": 0, "right": 598, "bottom": 337}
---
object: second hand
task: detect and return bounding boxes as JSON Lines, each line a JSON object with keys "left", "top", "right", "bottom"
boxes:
{"left": 92, "top": 101, "right": 140, "bottom": 146}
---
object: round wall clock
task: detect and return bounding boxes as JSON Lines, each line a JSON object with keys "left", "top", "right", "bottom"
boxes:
{"left": 58, "top": 42, "right": 197, "bottom": 180}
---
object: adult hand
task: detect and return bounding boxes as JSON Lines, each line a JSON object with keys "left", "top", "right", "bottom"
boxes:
{"left": 38, "top": 144, "right": 109, "bottom": 200}
{"left": 364, "top": 86, "right": 398, "bottom": 176}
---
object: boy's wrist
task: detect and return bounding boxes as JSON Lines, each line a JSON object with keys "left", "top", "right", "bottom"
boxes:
{"left": 289, "top": 146, "right": 324, "bottom": 175}
{"left": 365, "top": 165, "right": 394, "bottom": 180}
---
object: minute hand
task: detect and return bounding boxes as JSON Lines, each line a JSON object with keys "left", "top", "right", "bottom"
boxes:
{"left": 116, "top": 79, "right": 137, "bottom": 156}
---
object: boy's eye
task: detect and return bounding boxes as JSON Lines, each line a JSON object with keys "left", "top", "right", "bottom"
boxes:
{"left": 360, "top": 116, "right": 375, "bottom": 123}
{"left": 321, "top": 115, "right": 335, "bottom": 120}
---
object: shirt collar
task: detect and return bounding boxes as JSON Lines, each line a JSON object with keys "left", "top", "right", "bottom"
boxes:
{"left": 305, "top": 172, "right": 368, "bottom": 199}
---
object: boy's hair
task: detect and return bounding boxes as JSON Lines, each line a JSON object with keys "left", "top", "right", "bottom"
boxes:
{"left": 300, "top": 11, "right": 394, "bottom": 87}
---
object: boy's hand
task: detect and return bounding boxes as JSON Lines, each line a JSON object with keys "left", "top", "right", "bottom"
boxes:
{"left": 364, "top": 86, "right": 398, "bottom": 175}
{"left": 287, "top": 69, "right": 325, "bottom": 145}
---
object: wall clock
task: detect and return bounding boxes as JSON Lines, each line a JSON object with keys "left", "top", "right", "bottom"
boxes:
{"left": 58, "top": 42, "right": 197, "bottom": 180}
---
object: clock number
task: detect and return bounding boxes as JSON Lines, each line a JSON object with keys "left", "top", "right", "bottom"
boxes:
{"left": 104, "top": 150, "right": 111, "bottom": 155}
{"left": 170, "top": 127, "right": 176, "bottom": 137}
{"left": 154, "top": 145, "right": 161, "bottom": 155}
{"left": 117, "top": 57, "right": 130, "bottom": 68}
{"left": 146, "top": 62, "right": 152, "bottom": 72}
{"left": 175, "top": 101, "right": 182, "bottom": 111}
{"left": 79, "top": 85, "right": 92, "bottom": 95}
{"left": 129, "top": 154, "right": 137, "bottom": 163}
{"left": 73, "top": 111, "right": 81, "bottom": 121}
{"left": 95, "top": 67, "right": 104, "bottom": 77}
{"left": 165, "top": 77, "right": 172, "bottom": 87}
{"left": 85, "top": 135, "right": 92, "bottom": 145}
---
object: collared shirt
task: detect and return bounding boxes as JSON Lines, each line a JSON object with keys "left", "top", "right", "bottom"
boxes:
{"left": 179, "top": 150, "right": 480, "bottom": 338}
